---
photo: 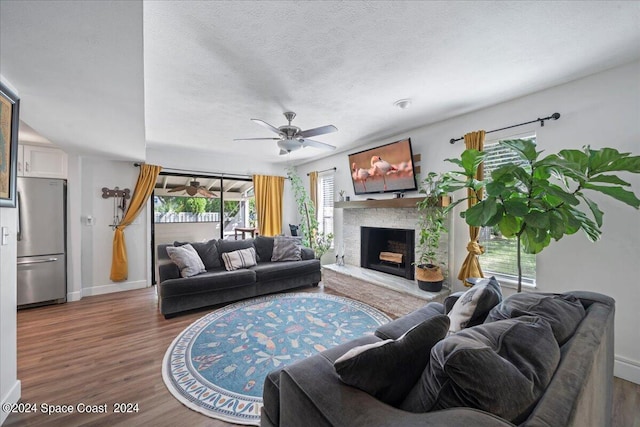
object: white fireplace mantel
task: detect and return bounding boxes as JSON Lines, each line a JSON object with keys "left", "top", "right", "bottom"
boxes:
{"left": 334, "top": 197, "right": 425, "bottom": 209}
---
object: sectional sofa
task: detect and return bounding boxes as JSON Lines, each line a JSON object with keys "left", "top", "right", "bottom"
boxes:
{"left": 262, "top": 286, "right": 614, "bottom": 427}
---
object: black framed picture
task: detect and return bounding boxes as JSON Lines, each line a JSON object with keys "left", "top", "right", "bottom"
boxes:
{"left": 0, "top": 81, "right": 20, "bottom": 208}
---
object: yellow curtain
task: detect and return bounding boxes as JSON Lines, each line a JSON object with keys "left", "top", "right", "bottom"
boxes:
{"left": 309, "top": 171, "right": 318, "bottom": 210}
{"left": 457, "top": 130, "right": 486, "bottom": 286}
{"left": 253, "top": 175, "right": 285, "bottom": 236}
{"left": 110, "top": 164, "right": 162, "bottom": 282}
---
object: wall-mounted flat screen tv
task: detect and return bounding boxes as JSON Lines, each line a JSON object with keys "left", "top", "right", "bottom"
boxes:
{"left": 348, "top": 137, "right": 418, "bottom": 195}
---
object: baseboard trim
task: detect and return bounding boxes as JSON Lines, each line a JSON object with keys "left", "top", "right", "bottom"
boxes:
{"left": 0, "top": 380, "right": 21, "bottom": 425}
{"left": 614, "top": 356, "right": 640, "bottom": 385}
{"left": 82, "top": 280, "right": 148, "bottom": 297}
{"left": 66, "top": 290, "right": 82, "bottom": 302}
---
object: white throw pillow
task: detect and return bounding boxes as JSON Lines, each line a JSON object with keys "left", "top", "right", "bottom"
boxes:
{"left": 222, "top": 247, "right": 258, "bottom": 271}
{"left": 448, "top": 283, "right": 491, "bottom": 333}
{"left": 166, "top": 244, "right": 206, "bottom": 278}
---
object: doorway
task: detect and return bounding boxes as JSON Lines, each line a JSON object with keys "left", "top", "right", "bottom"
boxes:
{"left": 151, "top": 173, "right": 255, "bottom": 284}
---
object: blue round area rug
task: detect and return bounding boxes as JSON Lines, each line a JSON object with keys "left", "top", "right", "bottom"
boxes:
{"left": 162, "top": 292, "right": 390, "bottom": 425}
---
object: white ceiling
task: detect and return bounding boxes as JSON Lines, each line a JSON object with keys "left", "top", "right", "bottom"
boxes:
{"left": 1, "top": 1, "right": 639, "bottom": 166}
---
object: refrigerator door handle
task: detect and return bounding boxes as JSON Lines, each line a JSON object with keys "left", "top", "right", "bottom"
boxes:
{"left": 17, "top": 191, "right": 22, "bottom": 241}
{"left": 17, "top": 257, "right": 59, "bottom": 265}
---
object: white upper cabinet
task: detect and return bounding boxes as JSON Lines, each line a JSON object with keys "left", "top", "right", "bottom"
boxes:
{"left": 18, "top": 144, "right": 68, "bottom": 179}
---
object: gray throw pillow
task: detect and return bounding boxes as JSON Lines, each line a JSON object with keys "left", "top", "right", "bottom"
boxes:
{"left": 447, "top": 276, "right": 502, "bottom": 333}
{"left": 271, "top": 236, "right": 302, "bottom": 262}
{"left": 174, "top": 239, "right": 220, "bottom": 270}
{"left": 485, "top": 292, "right": 585, "bottom": 345}
{"left": 165, "top": 244, "right": 206, "bottom": 278}
{"left": 401, "top": 316, "right": 560, "bottom": 424}
{"left": 334, "top": 315, "right": 450, "bottom": 406}
{"left": 254, "top": 236, "right": 275, "bottom": 262}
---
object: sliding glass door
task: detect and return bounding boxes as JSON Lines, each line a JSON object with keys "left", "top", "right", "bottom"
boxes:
{"left": 151, "top": 173, "right": 254, "bottom": 283}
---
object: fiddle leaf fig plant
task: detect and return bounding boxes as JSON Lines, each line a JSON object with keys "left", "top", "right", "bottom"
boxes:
{"left": 440, "top": 139, "right": 640, "bottom": 292}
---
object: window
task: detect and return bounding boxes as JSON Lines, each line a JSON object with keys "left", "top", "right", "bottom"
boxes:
{"left": 317, "top": 173, "right": 334, "bottom": 238}
{"left": 479, "top": 135, "right": 536, "bottom": 284}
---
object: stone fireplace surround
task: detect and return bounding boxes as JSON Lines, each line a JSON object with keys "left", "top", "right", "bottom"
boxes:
{"left": 341, "top": 205, "right": 448, "bottom": 277}
{"left": 322, "top": 199, "right": 451, "bottom": 316}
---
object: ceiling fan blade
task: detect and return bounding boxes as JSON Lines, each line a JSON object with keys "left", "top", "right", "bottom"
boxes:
{"left": 251, "top": 119, "right": 283, "bottom": 135}
{"left": 301, "top": 139, "right": 337, "bottom": 151}
{"left": 168, "top": 186, "right": 187, "bottom": 193}
{"left": 197, "top": 187, "right": 217, "bottom": 198}
{"left": 299, "top": 125, "right": 337, "bottom": 139}
{"left": 233, "top": 137, "right": 281, "bottom": 141}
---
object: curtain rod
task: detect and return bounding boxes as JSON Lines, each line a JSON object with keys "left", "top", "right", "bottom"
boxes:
{"left": 449, "top": 112, "right": 561, "bottom": 144}
{"left": 133, "top": 163, "right": 252, "bottom": 180}
{"left": 307, "top": 167, "right": 337, "bottom": 176}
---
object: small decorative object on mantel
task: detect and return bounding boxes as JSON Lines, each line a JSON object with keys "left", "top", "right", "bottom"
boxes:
{"left": 335, "top": 242, "right": 346, "bottom": 266}
{"left": 102, "top": 187, "right": 131, "bottom": 229}
{"left": 338, "top": 190, "right": 346, "bottom": 201}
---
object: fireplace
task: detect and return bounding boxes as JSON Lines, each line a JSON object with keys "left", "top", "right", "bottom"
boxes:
{"left": 361, "top": 226, "right": 415, "bottom": 280}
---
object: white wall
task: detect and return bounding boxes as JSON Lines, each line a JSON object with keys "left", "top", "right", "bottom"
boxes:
{"left": 66, "top": 153, "right": 83, "bottom": 301}
{"left": 79, "top": 157, "right": 150, "bottom": 295}
{"left": 0, "top": 77, "right": 20, "bottom": 425}
{"left": 296, "top": 61, "right": 640, "bottom": 384}
{"left": 0, "top": 208, "right": 20, "bottom": 425}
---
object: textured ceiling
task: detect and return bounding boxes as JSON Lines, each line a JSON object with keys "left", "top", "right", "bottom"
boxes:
{"left": 1, "top": 1, "right": 640, "bottom": 166}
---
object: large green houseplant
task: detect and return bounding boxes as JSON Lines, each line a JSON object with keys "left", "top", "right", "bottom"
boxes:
{"left": 415, "top": 172, "right": 449, "bottom": 292}
{"left": 440, "top": 140, "right": 640, "bottom": 292}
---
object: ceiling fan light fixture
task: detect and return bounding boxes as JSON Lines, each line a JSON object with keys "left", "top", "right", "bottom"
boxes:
{"left": 394, "top": 99, "right": 412, "bottom": 110}
{"left": 237, "top": 111, "right": 338, "bottom": 155}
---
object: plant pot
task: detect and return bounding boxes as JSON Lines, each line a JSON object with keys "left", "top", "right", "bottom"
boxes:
{"left": 416, "top": 264, "right": 444, "bottom": 292}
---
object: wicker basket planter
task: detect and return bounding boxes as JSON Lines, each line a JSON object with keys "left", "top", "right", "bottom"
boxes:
{"left": 416, "top": 264, "right": 444, "bottom": 292}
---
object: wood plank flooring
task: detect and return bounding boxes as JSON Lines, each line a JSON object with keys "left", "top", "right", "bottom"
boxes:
{"left": 4, "top": 285, "right": 639, "bottom": 426}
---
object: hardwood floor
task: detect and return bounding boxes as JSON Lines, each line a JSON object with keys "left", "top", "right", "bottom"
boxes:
{"left": 5, "top": 285, "right": 639, "bottom": 426}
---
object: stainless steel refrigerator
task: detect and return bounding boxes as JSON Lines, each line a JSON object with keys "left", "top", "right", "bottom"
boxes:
{"left": 17, "top": 177, "right": 67, "bottom": 306}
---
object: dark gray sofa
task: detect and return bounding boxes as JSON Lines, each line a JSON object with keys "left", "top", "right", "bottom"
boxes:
{"left": 157, "top": 236, "right": 321, "bottom": 317}
{"left": 262, "top": 290, "right": 615, "bottom": 427}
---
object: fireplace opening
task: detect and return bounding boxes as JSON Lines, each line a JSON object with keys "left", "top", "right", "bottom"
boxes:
{"left": 361, "top": 226, "right": 415, "bottom": 280}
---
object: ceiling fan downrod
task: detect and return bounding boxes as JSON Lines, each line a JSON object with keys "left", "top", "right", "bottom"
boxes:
{"left": 283, "top": 111, "right": 296, "bottom": 124}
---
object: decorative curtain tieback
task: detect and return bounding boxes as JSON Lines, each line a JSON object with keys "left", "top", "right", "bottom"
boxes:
{"left": 466, "top": 241, "right": 485, "bottom": 255}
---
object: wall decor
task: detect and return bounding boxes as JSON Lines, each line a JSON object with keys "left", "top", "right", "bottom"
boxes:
{"left": 102, "top": 186, "right": 131, "bottom": 228}
{"left": 0, "top": 82, "right": 20, "bottom": 208}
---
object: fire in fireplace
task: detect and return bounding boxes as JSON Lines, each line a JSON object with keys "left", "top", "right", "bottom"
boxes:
{"left": 361, "top": 226, "right": 415, "bottom": 280}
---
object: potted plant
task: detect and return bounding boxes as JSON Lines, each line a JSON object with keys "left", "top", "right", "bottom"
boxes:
{"left": 415, "top": 172, "right": 449, "bottom": 292}
{"left": 440, "top": 140, "right": 640, "bottom": 292}
{"left": 338, "top": 190, "right": 346, "bottom": 201}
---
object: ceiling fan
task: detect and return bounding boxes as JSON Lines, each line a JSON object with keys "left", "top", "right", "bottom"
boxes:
{"left": 234, "top": 111, "right": 338, "bottom": 155}
{"left": 168, "top": 179, "right": 218, "bottom": 198}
